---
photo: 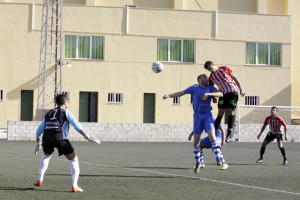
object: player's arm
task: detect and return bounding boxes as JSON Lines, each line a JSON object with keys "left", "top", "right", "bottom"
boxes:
{"left": 204, "top": 89, "right": 223, "bottom": 98}
{"left": 231, "top": 74, "right": 245, "bottom": 97}
{"left": 220, "top": 126, "right": 226, "bottom": 147}
{"left": 66, "top": 110, "right": 100, "bottom": 144}
{"left": 34, "top": 119, "right": 45, "bottom": 155}
{"left": 188, "top": 131, "right": 193, "bottom": 141}
{"left": 163, "top": 91, "right": 186, "bottom": 99}
{"left": 257, "top": 124, "right": 267, "bottom": 139}
{"left": 282, "top": 120, "right": 288, "bottom": 141}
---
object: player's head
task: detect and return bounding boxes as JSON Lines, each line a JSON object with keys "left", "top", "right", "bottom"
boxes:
{"left": 271, "top": 106, "right": 278, "bottom": 116}
{"left": 197, "top": 74, "right": 208, "bottom": 86}
{"left": 55, "top": 94, "right": 67, "bottom": 106}
{"left": 204, "top": 61, "right": 216, "bottom": 72}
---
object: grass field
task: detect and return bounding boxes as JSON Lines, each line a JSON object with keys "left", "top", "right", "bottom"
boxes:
{"left": 0, "top": 141, "right": 299, "bottom": 200}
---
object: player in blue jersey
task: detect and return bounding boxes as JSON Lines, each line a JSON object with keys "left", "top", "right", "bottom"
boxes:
{"left": 33, "top": 94, "right": 100, "bottom": 192}
{"left": 163, "top": 74, "right": 228, "bottom": 173}
{"left": 188, "top": 123, "right": 226, "bottom": 168}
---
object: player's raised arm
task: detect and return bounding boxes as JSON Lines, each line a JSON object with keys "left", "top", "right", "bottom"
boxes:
{"left": 163, "top": 91, "right": 186, "bottom": 99}
{"left": 231, "top": 75, "right": 245, "bottom": 97}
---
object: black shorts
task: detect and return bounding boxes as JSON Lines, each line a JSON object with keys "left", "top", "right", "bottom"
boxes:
{"left": 265, "top": 132, "right": 283, "bottom": 142}
{"left": 42, "top": 139, "right": 74, "bottom": 156}
{"left": 218, "top": 92, "right": 239, "bottom": 109}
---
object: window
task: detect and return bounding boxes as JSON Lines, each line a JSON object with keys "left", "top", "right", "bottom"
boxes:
{"left": 173, "top": 97, "right": 181, "bottom": 105}
{"left": 0, "top": 90, "right": 3, "bottom": 101}
{"left": 245, "top": 96, "right": 259, "bottom": 105}
{"left": 246, "top": 42, "right": 281, "bottom": 66}
{"left": 108, "top": 93, "right": 123, "bottom": 103}
{"left": 157, "top": 39, "right": 194, "bottom": 62}
{"left": 65, "top": 35, "right": 104, "bottom": 60}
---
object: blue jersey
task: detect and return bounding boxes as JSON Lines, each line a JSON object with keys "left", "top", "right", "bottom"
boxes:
{"left": 184, "top": 84, "right": 217, "bottom": 114}
{"left": 36, "top": 107, "right": 83, "bottom": 141}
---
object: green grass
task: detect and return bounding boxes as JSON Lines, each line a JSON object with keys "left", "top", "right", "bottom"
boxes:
{"left": 0, "top": 141, "right": 299, "bottom": 200}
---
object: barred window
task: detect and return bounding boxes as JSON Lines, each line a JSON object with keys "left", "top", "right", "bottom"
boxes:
{"left": 108, "top": 93, "right": 123, "bottom": 103}
{"left": 245, "top": 96, "right": 259, "bottom": 105}
{"left": 173, "top": 97, "right": 181, "bottom": 105}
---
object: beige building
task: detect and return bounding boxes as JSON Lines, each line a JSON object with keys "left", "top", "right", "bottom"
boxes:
{"left": 0, "top": 0, "right": 299, "bottom": 128}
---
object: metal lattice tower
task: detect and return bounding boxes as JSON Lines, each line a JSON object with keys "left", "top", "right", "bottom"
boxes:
{"left": 36, "top": 0, "right": 63, "bottom": 120}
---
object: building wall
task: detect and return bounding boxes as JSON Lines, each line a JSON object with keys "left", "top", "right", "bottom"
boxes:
{"left": 0, "top": 2, "right": 293, "bottom": 128}
{"left": 289, "top": 0, "right": 300, "bottom": 107}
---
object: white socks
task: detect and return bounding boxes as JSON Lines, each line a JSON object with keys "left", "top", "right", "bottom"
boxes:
{"left": 38, "top": 155, "right": 51, "bottom": 181}
{"left": 70, "top": 156, "right": 80, "bottom": 188}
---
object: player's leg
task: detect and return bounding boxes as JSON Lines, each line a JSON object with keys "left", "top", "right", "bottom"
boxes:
{"left": 215, "top": 96, "right": 226, "bottom": 132}
{"left": 34, "top": 142, "right": 54, "bottom": 186}
{"left": 205, "top": 114, "right": 228, "bottom": 169}
{"left": 257, "top": 134, "right": 272, "bottom": 163}
{"left": 199, "top": 138, "right": 210, "bottom": 168}
{"left": 277, "top": 136, "right": 287, "bottom": 165}
{"left": 193, "top": 114, "right": 203, "bottom": 173}
{"left": 225, "top": 92, "right": 238, "bottom": 142}
{"left": 59, "top": 140, "right": 83, "bottom": 192}
{"left": 193, "top": 133, "right": 202, "bottom": 173}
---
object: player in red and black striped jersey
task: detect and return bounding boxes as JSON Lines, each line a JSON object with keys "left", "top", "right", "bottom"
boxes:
{"left": 204, "top": 61, "right": 245, "bottom": 143}
{"left": 256, "top": 106, "right": 288, "bottom": 165}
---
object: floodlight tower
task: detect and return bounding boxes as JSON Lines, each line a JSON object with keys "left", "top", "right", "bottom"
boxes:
{"left": 36, "top": 0, "right": 63, "bottom": 120}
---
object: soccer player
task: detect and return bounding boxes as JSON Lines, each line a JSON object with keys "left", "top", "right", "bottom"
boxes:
{"left": 204, "top": 61, "right": 245, "bottom": 143}
{"left": 256, "top": 106, "right": 288, "bottom": 165}
{"left": 33, "top": 94, "right": 100, "bottom": 192}
{"left": 188, "top": 124, "right": 226, "bottom": 168}
{"left": 163, "top": 74, "right": 228, "bottom": 173}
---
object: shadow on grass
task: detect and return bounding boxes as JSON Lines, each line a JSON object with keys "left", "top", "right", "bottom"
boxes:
{"left": 47, "top": 174, "right": 181, "bottom": 179}
{"left": 0, "top": 186, "right": 70, "bottom": 193}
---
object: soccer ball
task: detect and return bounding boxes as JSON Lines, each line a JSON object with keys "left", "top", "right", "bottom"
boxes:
{"left": 152, "top": 61, "right": 164, "bottom": 73}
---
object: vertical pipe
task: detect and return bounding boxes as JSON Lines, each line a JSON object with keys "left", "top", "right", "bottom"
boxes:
{"left": 215, "top": 10, "right": 218, "bottom": 37}
{"left": 31, "top": 3, "right": 35, "bottom": 31}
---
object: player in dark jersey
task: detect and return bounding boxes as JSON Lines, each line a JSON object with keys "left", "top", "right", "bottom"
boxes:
{"left": 256, "top": 106, "right": 288, "bottom": 165}
{"left": 204, "top": 61, "right": 245, "bottom": 143}
{"left": 33, "top": 94, "right": 100, "bottom": 192}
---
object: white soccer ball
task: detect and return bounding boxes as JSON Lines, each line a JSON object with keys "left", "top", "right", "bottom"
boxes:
{"left": 152, "top": 61, "right": 164, "bottom": 73}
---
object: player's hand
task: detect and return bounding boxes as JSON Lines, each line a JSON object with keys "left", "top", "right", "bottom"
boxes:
{"left": 285, "top": 136, "right": 288, "bottom": 141}
{"left": 162, "top": 95, "right": 169, "bottom": 100}
{"left": 85, "top": 135, "right": 101, "bottom": 144}
{"left": 212, "top": 97, "right": 217, "bottom": 104}
{"left": 240, "top": 89, "right": 245, "bottom": 97}
{"left": 34, "top": 142, "right": 41, "bottom": 155}
{"left": 204, "top": 93, "right": 210, "bottom": 97}
{"left": 188, "top": 131, "right": 193, "bottom": 141}
{"left": 257, "top": 134, "right": 261, "bottom": 139}
{"left": 222, "top": 140, "right": 226, "bottom": 147}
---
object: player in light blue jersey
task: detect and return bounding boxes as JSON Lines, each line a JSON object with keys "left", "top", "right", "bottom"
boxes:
{"left": 188, "top": 122, "right": 226, "bottom": 168}
{"left": 163, "top": 74, "right": 228, "bottom": 173}
{"left": 33, "top": 94, "right": 100, "bottom": 192}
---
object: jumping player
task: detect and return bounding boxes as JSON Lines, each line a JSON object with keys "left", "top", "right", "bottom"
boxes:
{"left": 256, "top": 106, "right": 288, "bottom": 165}
{"left": 33, "top": 94, "right": 100, "bottom": 192}
{"left": 204, "top": 61, "right": 245, "bottom": 142}
{"left": 188, "top": 123, "right": 226, "bottom": 168}
{"left": 163, "top": 74, "right": 228, "bottom": 173}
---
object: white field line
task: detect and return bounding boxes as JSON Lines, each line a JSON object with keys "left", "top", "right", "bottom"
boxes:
{"left": 56, "top": 158, "right": 300, "bottom": 196}
{"left": 4, "top": 157, "right": 300, "bottom": 196}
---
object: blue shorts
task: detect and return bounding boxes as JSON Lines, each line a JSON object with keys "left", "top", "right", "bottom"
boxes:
{"left": 201, "top": 136, "right": 222, "bottom": 149}
{"left": 193, "top": 112, "right": 215, "bottom": 135}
